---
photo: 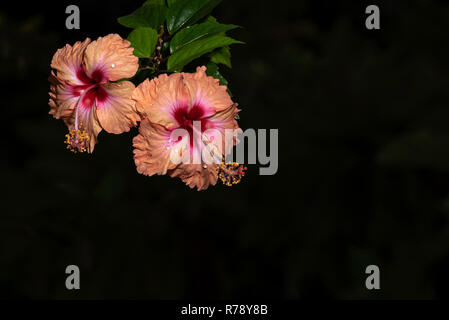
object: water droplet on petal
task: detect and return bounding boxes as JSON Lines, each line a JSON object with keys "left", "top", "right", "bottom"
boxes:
{"left": 111, "top": 64, "right": 115, "bottom": 68}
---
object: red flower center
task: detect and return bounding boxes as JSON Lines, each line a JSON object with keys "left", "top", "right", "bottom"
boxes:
{"left": 71, "top": 66, "right": 108, "bottom": 108}
{"left": 173, "top": 104, "right": 214, "bottom": 148}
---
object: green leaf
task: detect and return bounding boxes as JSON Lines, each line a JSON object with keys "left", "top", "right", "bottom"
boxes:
{"left": 118, "top": 0, "right": 167, "bottom": 29}
{"left": 205, "top": 62, "right": 232, "bottom": 96}
{"left": 166, "top": 0, "right": 222, "bottom": 34}
{"left": 170, "top": 20, "right": 239, "bottom": 53}
{"left": 167, "top": 34, "right": 243, "bottom": 72}
{"left": 127, "top": 27, "right": 158, "bottom": 58}
{"left": 206, "top": 16, "right": 218, "bottom": 23}
{"left": 205, "top": 62, "right": 227, "bottom": 85}
{"left": 208, "top": 46, "right": 232, "bottom": 68}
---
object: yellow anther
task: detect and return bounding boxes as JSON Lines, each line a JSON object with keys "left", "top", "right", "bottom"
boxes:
{"left": 217, "top": 157, "right": 247, "bottom": 187}
{"left": 64, "top": 128, "right": 89, "bottom": 153}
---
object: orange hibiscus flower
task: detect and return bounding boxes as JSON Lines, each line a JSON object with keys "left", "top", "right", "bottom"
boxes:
{"left": 132, "top": 66, "right": 245, "bottom": 190}
{"left": 48, "top": 34, "right": 141, "bottom": 153}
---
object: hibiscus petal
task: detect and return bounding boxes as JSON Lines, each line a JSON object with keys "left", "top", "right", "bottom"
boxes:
{"left": 84, "top": 34, "right": 138, "bottom": 82}
{"left": 51, "top": 38, "right": 91, "bottom": 85}
{"left": 168, "top": 164, "right": 218, "bottom": 191}
{"left": 95, "top": 81, "right": 141, "bottom": 134}
{"left": 207, "top": 102, "right": 240, "bottom": 127}
{"left": 133, "top": 74, "right": 190, "bottom": 129}
{"left": 204, "top": 102, "right": 241, "bottom": 155}
{"left": 48, "top": 71, "right": 78, "bottom": 119}
{"left": 183, "top": 66, "right": 233, "bottom": 114}
{"left": 133, "top": 119, "right": 179, "bottom": 176}
{"left": 77, "top": 101, "right": 102, "bottom": 153}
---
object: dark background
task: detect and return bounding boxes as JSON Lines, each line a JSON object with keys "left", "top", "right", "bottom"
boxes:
{"left": 2, "top": 0, "right": 449, "bottom": 299}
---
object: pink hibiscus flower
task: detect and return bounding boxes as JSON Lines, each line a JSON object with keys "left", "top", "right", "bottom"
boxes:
{"left": 48, "top": 34, "right": 141, "bottom": 153}
{"left": 132, "top": 66, "right": 244, "bottom": 190}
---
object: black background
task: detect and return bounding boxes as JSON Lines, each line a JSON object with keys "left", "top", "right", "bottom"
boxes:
{"left": 2, "top": 0, "right": 449, "bottom": 299}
